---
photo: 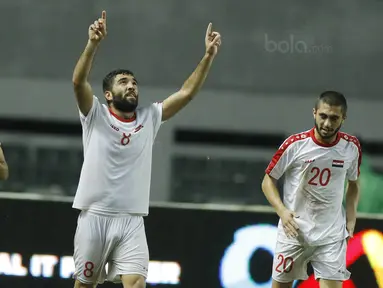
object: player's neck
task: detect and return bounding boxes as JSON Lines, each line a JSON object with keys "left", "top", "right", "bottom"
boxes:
{"left": 314, "top": 128, "right": 338, "bottom": 145}
{"left": 109, "top": 106, "right": 136, "bottom": 120}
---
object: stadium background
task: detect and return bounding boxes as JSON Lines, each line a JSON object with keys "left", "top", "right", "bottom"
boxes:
{"left": 1, "top": 0, "right": 383, "bottom": 287}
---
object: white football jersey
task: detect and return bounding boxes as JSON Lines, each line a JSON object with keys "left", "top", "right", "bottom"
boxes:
{"left": 72, "top": 96, "right": 163, "bottom": 215}
{"left": 266, "top": 128, "right": 362, "bottom": 246}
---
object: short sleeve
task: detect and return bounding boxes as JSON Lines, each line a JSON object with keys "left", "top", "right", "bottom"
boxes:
{"left": 347, "top": 138, "right": 362, "bottom": 181}
{"left": 265, "top": 137, "right": 297, "bottom": 180}
{"left": 150, "top": 102, "right": 164, "bottom": 139}
{"left": 78, "top": 95, "right": 101, "bottom": 128}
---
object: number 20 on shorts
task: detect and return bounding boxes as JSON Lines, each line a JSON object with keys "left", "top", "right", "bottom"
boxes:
{"left": 275, "top": 254, "right": 294, "bottom": 273}
{"left": 308, "top": 167, "right": 331, "bottom": 186}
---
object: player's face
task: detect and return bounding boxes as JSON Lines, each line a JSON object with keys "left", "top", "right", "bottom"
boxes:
{"left": 313, "top": 102, "right": 345, "bottom": 140}
{"left": 109, "top": 74, "right": 139, "bottom": 113}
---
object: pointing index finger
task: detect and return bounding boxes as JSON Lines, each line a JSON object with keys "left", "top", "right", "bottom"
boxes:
{"left": 206, "top": 23, "right": 212, "bottom": 37}
{"left": 102, "top": 10, "right": 107, "bottom": 22}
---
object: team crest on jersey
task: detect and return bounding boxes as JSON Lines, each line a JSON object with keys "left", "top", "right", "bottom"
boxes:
{"left": 332, "top": 160, "right": 344, "bottom": 168}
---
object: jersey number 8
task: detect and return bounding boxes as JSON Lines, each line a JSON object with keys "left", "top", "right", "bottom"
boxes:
{"left": 308, "top": 167, "right": 331, "bottom": 186}
{"left": 83, "top": 261, "right": 95, "bottom": 278}
{"left": 121, "top": 133, "right": 131, "bottom": 146}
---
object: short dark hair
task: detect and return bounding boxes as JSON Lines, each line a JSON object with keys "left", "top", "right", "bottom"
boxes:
{"left": 315, "top": 90, "right": 347, "bottom": 116}
{"left": 102, "top": 69, "right": 136, "bottom": 92}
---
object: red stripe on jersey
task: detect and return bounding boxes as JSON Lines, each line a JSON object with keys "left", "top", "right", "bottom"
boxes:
{"left": 265, "top": 131, "right": 310, "bottom": 175}
{"left": 109, "top": 109, "right": 137, "bottom": 123}
{"left": 340, "top": 132, "right": 362, "bottom": 176}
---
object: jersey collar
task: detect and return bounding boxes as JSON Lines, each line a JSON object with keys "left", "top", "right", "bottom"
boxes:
{"left": 109, "top": 109, "right": 136, "bottom": 123}
{"left": 310, "top": 127, "right": 341, "bottom": 147}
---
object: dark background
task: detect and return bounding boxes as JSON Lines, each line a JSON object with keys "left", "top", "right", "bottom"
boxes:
{"left": 0, "top": 198, "right": 381, "bottom": 287}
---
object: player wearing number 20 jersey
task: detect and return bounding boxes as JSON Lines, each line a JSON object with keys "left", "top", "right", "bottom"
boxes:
{"left": 262, "top": 91, "right": 362, "bottom": 287}
{"left": 266, "top": 128, "right": 361, "bottom": 246}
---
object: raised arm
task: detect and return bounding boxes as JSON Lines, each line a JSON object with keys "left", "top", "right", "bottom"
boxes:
{"left": 72, "top": 11, "right": 107, "bottom": 116}
{"left": 0, "top": 145, "right": 9, "bottom": 180}
{"left": 161, "top": 23, "right": 222, "bottom": 121}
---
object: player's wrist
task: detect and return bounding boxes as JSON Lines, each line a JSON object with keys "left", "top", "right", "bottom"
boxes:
{"left": 203, "top": 52, "right": 215, "bottom": 60}
{"left": 83, "top": 40, "right": 100, "bottom": 57}
{"left": 275, "top": 205, "right": 287, "bottom": 217}
{"left": 87, "top": 39, "right": 100, "bottom": 49}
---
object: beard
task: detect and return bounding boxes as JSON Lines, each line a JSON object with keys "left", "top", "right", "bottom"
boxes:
{"left": 314, "top": 121, "right": 342, "bottom": 140}
{"left": 112, "top": 91, "right": 138, "bottom": 113}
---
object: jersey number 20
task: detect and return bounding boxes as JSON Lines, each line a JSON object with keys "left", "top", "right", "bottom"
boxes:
{"left": 308, "top": 167, "right": 331, "bottom": 186}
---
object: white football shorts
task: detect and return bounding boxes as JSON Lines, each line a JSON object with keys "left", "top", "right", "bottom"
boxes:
{"left": 73, "top": 210, "right": 149, "bottom": 285}
{"left": 272, "top": 238, "right": 350, "bottom": 283}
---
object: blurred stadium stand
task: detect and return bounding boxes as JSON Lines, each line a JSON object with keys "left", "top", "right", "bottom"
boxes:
{"left": 1, "top": 0, "right": 383, "bottom": 214}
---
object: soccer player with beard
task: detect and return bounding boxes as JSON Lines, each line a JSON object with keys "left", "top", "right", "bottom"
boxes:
{"left": 71, "top": 11, "right": 221, "bottom": 288}
{"left": 262, "top": 91, "right": 362, "bottom": 288}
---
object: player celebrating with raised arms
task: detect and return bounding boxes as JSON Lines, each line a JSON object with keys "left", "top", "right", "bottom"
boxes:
{"left": 71, "top": 10, "right": 221, "bottom": 288}
{"left": 262, "top": 91, "right": 361, "bottom": 288}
